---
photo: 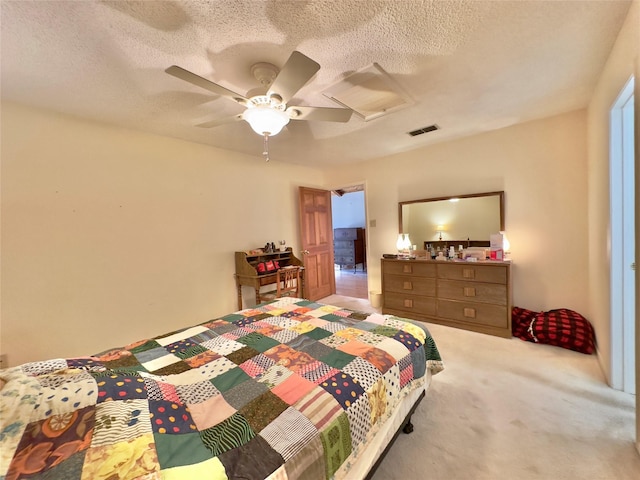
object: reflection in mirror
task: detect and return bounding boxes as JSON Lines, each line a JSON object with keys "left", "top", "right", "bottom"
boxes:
{"left": 399, "top": 191, "right": 504, "bottom": 248}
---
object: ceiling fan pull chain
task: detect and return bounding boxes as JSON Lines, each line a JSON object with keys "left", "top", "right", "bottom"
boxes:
{"left": 263, "top": 133, "right": 270, "bottom": 162}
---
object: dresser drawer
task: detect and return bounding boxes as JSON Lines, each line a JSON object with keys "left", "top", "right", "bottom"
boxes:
{"left": 334, "top": 228, "right": 358, "bottom": 240}
{"left": 437, "top": 264, "right": 507, "bottom": 284}
{"left": 335, "top": 256, "right": 355, "bottom": 265}
{"left": 383, "top": 261, "right": 436, "bottom": 277}
{"left": 384, "top": 274, "right": 436, "bottom": 296}
{"left": 437, "top": 299, "right": 508, "bottom": 328}
{"left": 335, "top": 248, "right": 355, "bottom": 257}
{"left": 384, "top": 292, "right": 436, "bottom": 316}
{"left": 437, "top": 279, "right": 507, "bottom": 305}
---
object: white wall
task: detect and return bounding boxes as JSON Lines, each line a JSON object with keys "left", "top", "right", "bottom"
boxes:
{"left": 0, "top": 102, "right": 325, "bottom": 366}
{"left": 325, "top": 110, "right": 590, "bottom": 317}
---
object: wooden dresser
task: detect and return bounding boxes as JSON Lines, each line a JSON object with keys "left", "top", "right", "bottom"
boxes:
{"left": 381, "top": 258, "right": 512, "bottom": 338}
{"left": 334, "top": 228, "right": 366, "bottom": 272}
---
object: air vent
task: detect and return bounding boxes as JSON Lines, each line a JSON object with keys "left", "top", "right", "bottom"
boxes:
{"left": 408, "top": 125, "right": 439, "bottom": 136}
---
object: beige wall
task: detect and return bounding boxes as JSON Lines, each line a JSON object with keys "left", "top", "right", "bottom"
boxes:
{"left": 325, "top": 110, "right": 589, "bottom": 316}
{"left": 0, "top": 102, "right": 325, "bottom": 366}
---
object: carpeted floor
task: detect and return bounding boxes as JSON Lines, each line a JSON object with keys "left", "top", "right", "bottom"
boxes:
{"left": 320, "top": 295, "right": 640, "bottom": 480}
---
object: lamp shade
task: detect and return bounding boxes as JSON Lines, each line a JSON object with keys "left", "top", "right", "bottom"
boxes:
{"left": 243, "top": 105, "right": 290, "bottom": 136}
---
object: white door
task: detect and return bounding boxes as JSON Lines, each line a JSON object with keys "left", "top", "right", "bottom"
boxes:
{"left": 610, "top": 76, "right": 635, "bottom": 394}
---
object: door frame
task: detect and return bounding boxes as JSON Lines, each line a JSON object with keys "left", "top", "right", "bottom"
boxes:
{"left": 329, "top": 182, "right": 368, "bottom": 294}
{"left": 609, "top": 75, "right": 635, "bottom": 393}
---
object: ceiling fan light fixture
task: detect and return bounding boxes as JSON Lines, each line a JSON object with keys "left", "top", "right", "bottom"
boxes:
{"left": 243, "top": 104, "right": 290, "bottom": 136}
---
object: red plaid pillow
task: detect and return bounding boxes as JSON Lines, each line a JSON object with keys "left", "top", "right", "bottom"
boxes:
{"left": 530, "top": 309, "right": 596, "bottom": 355}
{"left": 511, "top": 307, "right": 537, "bottom": 341}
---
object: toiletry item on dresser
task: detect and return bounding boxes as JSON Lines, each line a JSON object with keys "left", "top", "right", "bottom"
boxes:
{"left": 449, "top": 246, "right": 456, "bottom": 259}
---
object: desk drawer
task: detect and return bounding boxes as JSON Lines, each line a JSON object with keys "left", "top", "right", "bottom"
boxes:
{"left": 437, "top": 263, "right": 507, "bottom": 284}
{"left": 437, "top": 279, "right": 507, "bottom": 305}
{"left": 437, "top": 299, "right": 507, "bottom": 328}
{"left": 383, "top": 261, "right": 436, "bottom": 277}
{"left": 384, "top": 274, "right": 436, "bottom": 296}
{"left": 384, "top": 292, "right": 436, "bottom": 316}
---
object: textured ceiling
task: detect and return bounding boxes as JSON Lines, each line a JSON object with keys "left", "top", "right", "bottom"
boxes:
{"left": 0, "top": 0, "right": 632, "bottom": 167}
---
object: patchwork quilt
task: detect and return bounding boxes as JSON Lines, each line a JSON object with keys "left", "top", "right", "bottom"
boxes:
{"left": 0, "top": 298, "right": 443, "bottom": 480}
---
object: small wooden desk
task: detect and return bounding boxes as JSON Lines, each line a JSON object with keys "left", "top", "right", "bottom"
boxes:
{"left": 234, "top": 248, "right": 305, "bottom": 309}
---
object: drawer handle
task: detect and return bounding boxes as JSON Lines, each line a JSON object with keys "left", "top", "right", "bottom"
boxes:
{"left": 464, "top": 287, "right": 476, "bottom": 297}
{"left": 463, "top": 307, "right": 476, "bottom": 318}
{"left": 404, "top": 299, "right": 414, "bottom": 308}
{"left": 402, "top": 265, "right": 412, "bottom": 274}
{"left": 403, "top": 281, "right": 413, "bottom": 290}
{"left": 463, "top": 268, "right": 475, "bottom": 279}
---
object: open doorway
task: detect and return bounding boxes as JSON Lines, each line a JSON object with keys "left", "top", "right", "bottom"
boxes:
{"left": 331, "top": 185, "right": 368, "bottom": 299}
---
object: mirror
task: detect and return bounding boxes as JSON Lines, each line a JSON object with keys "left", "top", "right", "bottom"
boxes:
{"left": 399, "top": 191, "right": 504, "bottom": 248}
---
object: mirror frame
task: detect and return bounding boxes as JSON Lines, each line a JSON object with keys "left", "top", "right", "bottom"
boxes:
{"left": 398, "top": 190, "right": 505, "bottom": 236}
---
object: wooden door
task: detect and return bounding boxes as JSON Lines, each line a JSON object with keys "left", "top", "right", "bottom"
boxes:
{"left": 298, "top": 187, "right": 335, "bottom": 300}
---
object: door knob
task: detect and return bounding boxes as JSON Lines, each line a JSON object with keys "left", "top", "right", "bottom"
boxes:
{"left": 302, "top": 250, "right": 310, "bottom": 255}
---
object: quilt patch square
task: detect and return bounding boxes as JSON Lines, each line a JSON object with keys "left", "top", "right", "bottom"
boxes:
{"left": 183, "top": 350, "right": 220, "bottom": 369}
{"left": 299, "top": 361, "right": 339, "bottom": 385}
{"left": 260, "top": 406, "right": 319, "bottom": 461}
{"left": 270, "top": 328, "right": 301, "bottom": 343}
{"left": 320, "top": 350, "right": 356, "bottom": 370}
{"left": 341, "top": 356, "right": 382, "bottom": 392}
{"left": 82, "top": 433, "right": 159, "bottom": 479}
{"left": 376, "top": 337, "right": 410, "bottom": 361}
{"left": 199, "top": 412, "right": 256, "bottom": 457}
{"left": 7, "top": 405, "right": 95, "bottom": 478}
{"left": 210, "top": 367, "right": 251, "bottom": 393}
{"left": 236, "top": 332, "right": 281, "bottom": 352}
{"left": 95, "top": 374, "right": 146, "bottom": 403}
{"left": 300, "top": 339, "right": 335, "bottom": 359}
{"left": 92, "top": 399, "right": 151, "bottom": 447}
{"left": 218, "top": 434, "right": 284, "bottom": 479}
{"left": 188, "top": 393, "right": 236, "bottom": 430}
{"left": 165, "top": 339, "right": 208, "bottom": 360}
{"left": 319, "top": 372, "right": 365, "bottom": 409}
{"left": 134, "top": 346, "right": 169, "bottom": 364}
{"left": 319, "top": 412, "right": 352, "bottom": 479}
{"left": 346, "top": 394, "right": 372, "bottom": 447}
{"left": 294, "top": 387, "right": 343, "bottom": 431}
{"left": 152, "top": 360, "right": 192, "bottom": 376}
{"left": 226, "top": 346, "right": 261, "bottom": 366}
{"left": 271, "top": 373, "right": 317, "bottom": 405}
{"left": 303, "top": 327, "right": 333, "bottom": 341}
{"left": 154, "top": 431, "right": 212, "bottom": 469}
{"left": 148, "top": 399, "right": 196, "bottom": 435}
{"left": 359, "top": 347, "right": 396, "bottom": 374}
{"left": 101, "top": 352, "right": 142, "bottom": 371}
{"left": 256, "top": 364, "right": 294, "bottom": 388}
{"left": 176, "top": 380, "right": 220, "bottom": 405}
{"left": 239, "top": 391, "right": 289, "bottom": 433}
{"left": 223, "top": 378, "right": 270, "bottom": 410}
{"left": 200, "top": 337, "right": 245, "bottom": 356}
{"left": 238, "top": 358, "right": 267, "bottom": 378}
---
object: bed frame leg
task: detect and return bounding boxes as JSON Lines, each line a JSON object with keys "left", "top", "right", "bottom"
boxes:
{"left": 402, "top": 418, "right": 414, "bottom": 434}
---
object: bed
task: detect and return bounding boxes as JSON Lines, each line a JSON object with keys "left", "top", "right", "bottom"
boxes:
{"left": 0, "top": 297, "right": 443, "bottom": 480}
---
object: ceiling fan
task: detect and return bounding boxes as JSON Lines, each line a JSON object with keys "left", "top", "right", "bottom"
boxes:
{"left": 166, "top": 51, "right": 353, "bottom": 160}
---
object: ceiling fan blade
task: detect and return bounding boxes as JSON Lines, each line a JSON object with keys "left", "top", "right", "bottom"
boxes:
{"left": 166, "top": 65, "right": 248, "bottom": 105}
{"left": 287, "top": 106, "right": 353, "bottom": 123}
{"left": 268, "top": 51, "right": 320, "bottom": 104}
{"left": 195, "top": 113, "right": 244, "bottom": 128}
